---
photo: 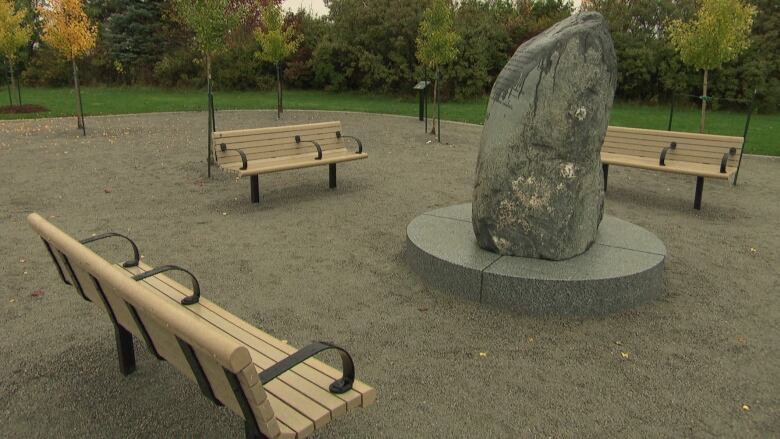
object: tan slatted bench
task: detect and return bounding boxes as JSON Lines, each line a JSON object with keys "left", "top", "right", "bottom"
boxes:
{"left": 601, "top": 126, "right": 745, "bottom": 209}
{"left": 29, "top": 213, "right": 376, "bottom": 438}
{"left": 212, "top": 121, "right": 368, "bottom": 204}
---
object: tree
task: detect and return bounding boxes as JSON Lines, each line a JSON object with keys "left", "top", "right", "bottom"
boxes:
{"left": 173, "top": 0, "right": 247, "bottom": 176}
{"left": 668, "top": 0, "right": 756, "bottom": 132}
{"left": 173, "top": 0, "right": 247, "bottom": 93}
{"left": 0, "top": 0, "right": 32, "bottom": 106}
{"left": 254, "top": 4, "right": 301, "bottom": 119}
{"left": 416, "top": 0, "right": 459, "bottom": 142}
{"left": 39, "top": 0, "right": 97, "bottom": 135}
{"left": 102, "top": 0, "right": 166, "bottom": 83}
{"left": 313, "top": 0, "right": 429, "bottom": 92}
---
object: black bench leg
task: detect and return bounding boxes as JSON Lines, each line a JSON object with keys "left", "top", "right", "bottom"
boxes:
{"left": 245, "top": 421, "right": 269, "bottom": 439}
{"left": 694, "top": 176, "right": 704, "bottom": 210}
{"left": 250, "top": 175, "right": 260, "bottom": 204}
{"left": 329, "top": 164, "right": 337, "bottom": 189}
{"left": 602, "top": 163, "right": 609, "bottom": 192}
{"left": 115, "top": 326, "right": 136, "bottom": 376}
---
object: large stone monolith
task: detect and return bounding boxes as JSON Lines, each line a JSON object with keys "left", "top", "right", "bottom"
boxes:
{"left": 472, "top": 12, "right": 617, "bottom": 260}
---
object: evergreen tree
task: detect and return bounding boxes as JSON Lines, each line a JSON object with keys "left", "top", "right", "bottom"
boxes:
{"left": 716, "top": 0, "right": 780, "bottom": 111}
{"left": 102, "top": 0, "right": 166, "bottom": 83}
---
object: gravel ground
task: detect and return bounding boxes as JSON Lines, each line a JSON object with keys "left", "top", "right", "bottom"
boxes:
{"left": 1, "top": 110, "right": 778, "bottom": 438}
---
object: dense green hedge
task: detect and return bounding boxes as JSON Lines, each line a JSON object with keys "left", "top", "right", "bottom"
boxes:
{"left": 8, "top": 0, "right": 779, "bottom": 111}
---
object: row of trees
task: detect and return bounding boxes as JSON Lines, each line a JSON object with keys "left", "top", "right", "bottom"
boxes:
{"left": 1, "top": 0, "right": 777, "bottom": 114}
{"left": 584, "top": 0, "right": 776, "bottom": 111}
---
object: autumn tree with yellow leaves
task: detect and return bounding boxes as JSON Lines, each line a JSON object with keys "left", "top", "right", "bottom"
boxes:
{"left": 255, "top": 4, "right": 302, "bottom": 120}
{"left": 668, "top": 0, "right": 756, "bottom": 133}
{"left": 39, "top": 0, "right": 97, "bottom": 135}
{"left": 0, "top": 0, "right": 32, "bottom": 107}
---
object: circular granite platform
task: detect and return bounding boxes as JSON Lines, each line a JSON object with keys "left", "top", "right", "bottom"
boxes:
{"left": 406, "top": 204, "right": 666, "bottom": 316}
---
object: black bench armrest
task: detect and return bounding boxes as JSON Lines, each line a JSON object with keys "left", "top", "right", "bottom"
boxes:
{"left": 720, "top": 147, "right": 737, "bottom": 173}
{"left": 336, "top": 131, "right": 364, "bottom": 154}
{"left": 220, "top": 143, "right": 248, "bottom": 170}
{"left": 259, "top": 341, "right": 355, "bottom": 394}
{"left": 132, "top": 265, "right": 200, "bottom": 305}
{"left": 80, "top": 232, "right": 141, "bottom": 268}
{"left": 295, "top": 135, "right": 323, "bottom": 160}
{"left": 659, "top": 141, "right": 677, "bottom": 166}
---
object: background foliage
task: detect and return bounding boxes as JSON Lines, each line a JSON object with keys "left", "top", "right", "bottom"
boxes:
{"left": 6, "top": 0, "right": 779, "bottom": 111}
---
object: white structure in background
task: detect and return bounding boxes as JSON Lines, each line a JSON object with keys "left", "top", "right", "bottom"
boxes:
{"left": 281, "top": 0, "right": 583, "bottom": 16}
{"left": 283, "top": 0, "right": 328, "bottom": 15}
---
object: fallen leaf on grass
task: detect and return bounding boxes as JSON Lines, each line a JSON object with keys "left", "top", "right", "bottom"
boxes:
{"left": 31, "top": 290, "right": 45, "bottom": 298}
{"left": 103, "top": 187, "right": 112, "bottom": 193}
{"left": 19, "top": 258, "right": 26, "bottom": 263}
{"left": 418, "top": 307, "right": 429, "bottom": 312}
{"left": 620, "top": 351, "right": 630, "bottom": 359}
{"left": 527, "top": 336, "right": 534, "bottom": 343}
{"left": 614, "top": 341, "right": 622, "bottom": 346}
{"left": 749, "top": 247, "right": 758, "bottom": 255}
{"left": 742, "top": 404, "right": 751, "bottom": 411}
{"left": 479, "top": 352, "right": 488, "bottom": 358}
{"left": 9, "top": 298, "right": 16, "bottom": 303}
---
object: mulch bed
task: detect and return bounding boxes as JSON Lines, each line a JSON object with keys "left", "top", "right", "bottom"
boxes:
{"left": 0, "top": 104, "right": 49, "bottom": 114}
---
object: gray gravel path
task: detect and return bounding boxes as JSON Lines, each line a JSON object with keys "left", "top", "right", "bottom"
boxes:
{"left": 1, "top": 110, "right": 778, "bottom": 438}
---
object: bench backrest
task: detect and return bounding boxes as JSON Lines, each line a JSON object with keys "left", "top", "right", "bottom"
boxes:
{"left": 28, "top": 213, "right": 283, "bottom": 439}
{"left": 213, "top": 121, "right": 345, "bottom": 166}
{"left": 603, "top": 126, "right": 744, "bottom": 169}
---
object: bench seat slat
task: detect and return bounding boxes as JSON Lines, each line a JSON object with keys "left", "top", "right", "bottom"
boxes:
{"left": 217, "top": 139, "right": 345, "bottom": 165}
{"left": 97, "top": 278, "right": 285, "bottom": 434}
{"left": 266, "top": 394, "right": 315, "bottom": 438}
{"left": 603, "top": 135, "right": 742, "bottom": 153}
{"left": 601, "top": 152, "right": 734, "bottom": 179}
{"left": 602, "top": 144, "right": 740, "bottom": 166}
{"left": 229, "top": 149, "right": 368, "bottom": 177}
{"left": 124, "top": 264, "right": 367, "bottom": 408}
{"left": 607, "top": 126, "right": 744, "bottom": 143}
{"left": 602, "top": 139, "right": 741, "bottom": 157}
{"left": 605, "top": 133, "right": 743, "bottom": 151}
{"left": 216, "top": 129, "right": 345, "bottom": 147}
{"left": 122, "top": 263, "right": 375, "bottom": 437}
{"left": 213, "top": 121, "right": 342, "bottom": 140}
{"left": 217, "top": 135, "right": 344, "bottom": 157}
{"left": 217, "top": 316, "right": 377, "bottom": 407}
{"left": 248, "top": 350, "right": 348, "bottom": 416}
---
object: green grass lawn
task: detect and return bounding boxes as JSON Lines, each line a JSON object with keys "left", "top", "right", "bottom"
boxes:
{"left": 2, "top": 86, "right": 777, "bottom": 155}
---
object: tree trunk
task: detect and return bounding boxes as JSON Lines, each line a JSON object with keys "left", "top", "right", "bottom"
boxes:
{"left": 16, "top": 69, "right": 21, "bottom": 106}
{"left": 700, "top": 69, "right": 708, "bottom": 134}
{"left": 276, "top": 63, "right": 282, "bottom": 120}
{"left": 430, "top": 70, "right": 438, "bottom": 136}
{"left": 72, "top": 59, "right": 85, "bottom": 135}
{"left": 7, "top": 63, "right": 14, "bottom": 106}
{"left": 206, "top": 53, "right": 212, "bottom": 96}
{"left": 9, "top": 63, "right": 17, "bottom": 106}
{"left": 206, "top": 52, "right": 212, "bottom": 178}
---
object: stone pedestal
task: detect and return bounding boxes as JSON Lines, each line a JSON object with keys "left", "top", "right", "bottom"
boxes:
{"left": 407, "top": 204, "right": 665, "bottom": 316}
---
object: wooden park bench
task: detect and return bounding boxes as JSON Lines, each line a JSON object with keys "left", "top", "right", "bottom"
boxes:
{"left": 212, "top": 121, "right": 368, "bottom": 203}
{"left": 28, "top": 213, "right": 376, "bottom": 438}
{"left": 601, "top": 126, "right": 745, "bottom": 209}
